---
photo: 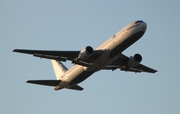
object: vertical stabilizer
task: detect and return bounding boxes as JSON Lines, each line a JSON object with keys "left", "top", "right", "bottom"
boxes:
{"left": 51, "top": 60, "right": 68, "bottom": 80}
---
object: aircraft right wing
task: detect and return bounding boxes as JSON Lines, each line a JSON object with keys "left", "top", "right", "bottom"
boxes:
{"left": 13, "top": 49, "right": 104, "bottom": 66}
{"left": 13, "top": 49, "right": 79, "bottom": 61}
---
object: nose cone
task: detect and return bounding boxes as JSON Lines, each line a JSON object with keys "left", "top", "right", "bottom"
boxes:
{"left": 137, "top": 21, "right": 147, "bottom": 32}
{"left": 135, "top": 20, "right": 147, "bottom": 32}
{"left": 142, "top": 22, "right": 147, "bottom": 32}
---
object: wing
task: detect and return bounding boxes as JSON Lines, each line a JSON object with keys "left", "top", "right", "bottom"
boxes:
{"left": 13, "top": 49, "right": 79, "bottom": 61}
{"left": 103, "top": 53, "right": 157, "bottom": 73}
{"left": 13, "top": 49, "right": 104, "bottom": 65}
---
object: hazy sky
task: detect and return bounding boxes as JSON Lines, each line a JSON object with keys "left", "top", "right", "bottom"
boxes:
{"left": 1, "top": 0, "right": 180, "bottom": 114}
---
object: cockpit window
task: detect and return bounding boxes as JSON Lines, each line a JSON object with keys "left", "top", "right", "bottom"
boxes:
{"left": 135, "top": 20, "right": 143, "bottom": 24}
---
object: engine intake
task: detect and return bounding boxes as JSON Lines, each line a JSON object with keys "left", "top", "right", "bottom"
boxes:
{"left": 77, "top": 46, "right": 94, "bottom": 60}
{"left": 128, "top": 54, "right": 142, "bottom": 67}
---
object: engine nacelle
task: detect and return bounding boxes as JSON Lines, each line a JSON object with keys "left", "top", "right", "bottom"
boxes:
{"left": 128, "top": 54, "right": 142, "bottom": 67}
{"left": 77, "top": 46, "right": 94, "bottom": 60}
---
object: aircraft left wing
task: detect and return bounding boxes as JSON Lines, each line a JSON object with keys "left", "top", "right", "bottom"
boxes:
{"left": 103, "top": 53, "right": 157, "bottom": 73}
{"left": 13, "top": 49, "right": 104, "bottom": 65}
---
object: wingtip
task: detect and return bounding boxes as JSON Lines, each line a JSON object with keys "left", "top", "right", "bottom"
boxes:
{"left": 12, "top": 49, "right": 16, "bottom": 52}
{"left": 12, "top": 49, "right": 19, "bottom": 52}
{"left": 152, "top": 70, "right": 158, "bottom": 73}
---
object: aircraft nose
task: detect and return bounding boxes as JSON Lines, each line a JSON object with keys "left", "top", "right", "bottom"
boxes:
{"left": 134, "top": 20, "right": 147, "bottom": 32}
{"left": 142, "top": 22, "right": 147, "bottom": 32}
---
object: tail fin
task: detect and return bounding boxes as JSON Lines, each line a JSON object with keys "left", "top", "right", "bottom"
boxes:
{"left": 51, "top": 60, "right": 68, "bottom": 80}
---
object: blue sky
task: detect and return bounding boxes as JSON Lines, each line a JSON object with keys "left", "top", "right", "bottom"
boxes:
{"left": 1, "top": 0, "right": 180, "bottom": 114}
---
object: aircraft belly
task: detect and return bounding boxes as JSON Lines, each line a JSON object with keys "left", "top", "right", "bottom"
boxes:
{"left": 54, "top": 81, "right": 69, "bottom": 90}
{"left": 58, "top": 65, "right": 95, "bottom": 86}
{"left": 69, "top": 70, "right": 95, "bottom": 85}
{"left": 84, "top": 49, "right": 110, "bottom": 71}
{"left": 109, "top": 31, "right": 145, "bottom": 58}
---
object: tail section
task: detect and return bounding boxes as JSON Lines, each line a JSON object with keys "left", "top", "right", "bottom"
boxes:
{"left": 51, "top": 60, "right": 68, "bottom": 80}
{"left": 26, "top": 60, "right": 83, "bottom": 91}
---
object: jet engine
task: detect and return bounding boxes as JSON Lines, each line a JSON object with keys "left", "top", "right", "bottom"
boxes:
{"left": 128, "top": 54, "right": 142, "bottom": 67}
{"left": 77, "top": 46, "right": 94, "bottom": 60}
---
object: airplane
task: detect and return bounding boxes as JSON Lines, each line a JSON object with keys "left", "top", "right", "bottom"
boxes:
{"left": 13, "top": 20, "right": 157, "bottom": 91}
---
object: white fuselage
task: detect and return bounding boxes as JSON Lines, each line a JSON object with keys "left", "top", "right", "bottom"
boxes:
{"left": 54, "top": 21, "right": 147, "bottom": 90}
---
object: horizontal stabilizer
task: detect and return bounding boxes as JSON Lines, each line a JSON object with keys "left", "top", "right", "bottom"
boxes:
{"left": 26, "top": 80, "right": 61, "bottom": 86}
{"left": 66, "top": 85, "right": 84, "bottom": 91}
